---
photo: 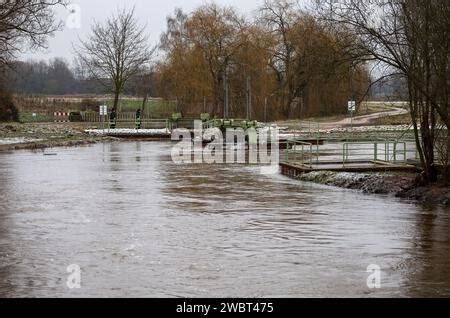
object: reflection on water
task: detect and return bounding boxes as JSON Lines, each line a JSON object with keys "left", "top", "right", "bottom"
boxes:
{"left": 0, "top": 142, "right": 449, "bottom": 297}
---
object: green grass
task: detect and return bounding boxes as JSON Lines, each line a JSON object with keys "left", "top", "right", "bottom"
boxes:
{"left": 19, "top": 113, "right": 54, "bottom": 123}
{"left": 105, "top": 99, "right": 176, "bottom": 117}
{"left": 18, "top": 98, "right": 177, "bottom": 123}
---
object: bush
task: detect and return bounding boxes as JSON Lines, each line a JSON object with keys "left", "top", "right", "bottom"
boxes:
{"left": 0, "top": 89, "right": 19, "bottom": 122}
{"left": 80, "top": 98, "right": 101, "bottom": 111}
{"left": 69, "top": 112, "right": 83, "bottom": 122}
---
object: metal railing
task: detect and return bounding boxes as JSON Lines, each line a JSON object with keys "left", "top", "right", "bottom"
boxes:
{"left": 283, "top": 139, "right": 315, "bottom": 167}
{"left": 281, "top": 139, "right": 417, "bottom": 168}
{"left": 82, "top": 112, "right": 169, "bottom": 123}
{"left": 101, "top": 117, "right": 170, "bottom": 130}
{"left": 342, "top": 141, "right": 408, "bottom": 166}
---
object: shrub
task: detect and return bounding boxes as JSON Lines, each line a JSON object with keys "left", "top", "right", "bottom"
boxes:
{"left": 80, "top": 98, "right": 101, "bottom": 111}
{"left": 0, "top": 89, "right": 19, "bottom": 122}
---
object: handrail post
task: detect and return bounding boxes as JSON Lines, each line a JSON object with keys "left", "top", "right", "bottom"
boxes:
{"left": 343, "top": 143, "right": 346, "bottom": 167}
{"left": 301, "top": 144, "right": 303, "bottom": 164}
{"left": 374, "top": 142, "right": 378, "bottom": 161}
{"left": 386, "top": 142, "right": 389, "bottom": 162}
{"left": 286, "top": 141, "right": 289, "bottom": 163}
{"left": 404, "top": 142, "right": 407, "bottom": 165}
{"left": 394, "top": 142, "right": 397, "bottom": 163}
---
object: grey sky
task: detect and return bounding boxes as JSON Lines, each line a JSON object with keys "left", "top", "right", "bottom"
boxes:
{"left": 20, "top": 0, "right": 268, "bottom": 62}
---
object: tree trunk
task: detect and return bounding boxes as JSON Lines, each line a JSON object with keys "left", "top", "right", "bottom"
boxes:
{"left": 418, "top": 109, "right": 437, "bottom": 183}
{"left": 445, "top": 129, "right": 450, "bottom": 183}
{"left": 113, "top": 90, "right": 120, "bottom": 111}
{"left": 141, "top": 93, "right": 148, "bottom": 115}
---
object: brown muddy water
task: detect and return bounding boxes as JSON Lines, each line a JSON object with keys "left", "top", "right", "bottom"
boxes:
{"left": 0, "top": 141, "right": 449, "bottom": 297}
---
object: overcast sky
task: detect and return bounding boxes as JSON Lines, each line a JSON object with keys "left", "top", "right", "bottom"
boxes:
{"left": 20, "top": 0, "right": 270, "bottom": 62}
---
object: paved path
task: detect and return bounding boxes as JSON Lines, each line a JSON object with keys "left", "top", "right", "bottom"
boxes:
{"left": 320, "top": 108, "right": 409, "bottom": 129}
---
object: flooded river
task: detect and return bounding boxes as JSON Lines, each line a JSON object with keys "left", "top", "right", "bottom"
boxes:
{"left": 0, "top": 142, "right": 449, "bottom": 297}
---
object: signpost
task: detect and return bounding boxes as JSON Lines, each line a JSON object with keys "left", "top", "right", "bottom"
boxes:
{"left": 348, "top": 100, "right": 356, "bottom": 112}
{"left": 348, "top": 101, "right": 356, "bottom": 129}
{"left": 99, "top": 105, "right": 108, "bottom": 130}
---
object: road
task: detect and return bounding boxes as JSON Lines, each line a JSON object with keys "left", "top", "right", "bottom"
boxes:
{"left": 319, "top": 107, "right": 409, "bottom": 130}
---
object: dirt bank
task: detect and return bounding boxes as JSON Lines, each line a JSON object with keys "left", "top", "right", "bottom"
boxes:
{"left": 0, "top": 137, "right": 101, "bottom": 151}
{"left": 296, "top": 171, "right": 450, "bottom": 206}
{"left": 0, "top": 122, "right": 112, "bottom": 152}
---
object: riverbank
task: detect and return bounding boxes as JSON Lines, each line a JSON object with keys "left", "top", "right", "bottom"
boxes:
{"left": 295, "top": 171, "right": 450, "bottom": 206}
{"left": 0, "top": 122, "right": 111, "bottom": 152}
{"left": 3, "top": 122, "right": 448, "bottom": 206}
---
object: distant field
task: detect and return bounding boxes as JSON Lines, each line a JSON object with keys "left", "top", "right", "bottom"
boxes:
{"left": 14, "top": 95, "right": 177, "bottom": 122}
{"left": 106, "top": 99, "right": 177, "bottom": 118}
{"left": 104, "top": 99, "right": 176, "bottom": 116}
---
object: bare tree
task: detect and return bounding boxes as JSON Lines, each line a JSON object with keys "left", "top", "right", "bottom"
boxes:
{"left": 130, "top": 65, "right": 155, "bottom": 114}
{"left": 0, "top": 0, "right": 65, "bottom": 66}
{"left": 0, "top": 0, "right": 64, "bottom": 121}
{"left": 259, "top": 0, "right": 298, "bottom": 117}
{"left": 75, "top": 8, "right": 154, "bottom": 110}
{"left": 157, "top": 2, "right": 369, "bottom": 120}
{"left": 259, "top": 0, "right": 368, "bottom": 118}
{"left": 316, "top": 0, "right": 449, "bottom": 183}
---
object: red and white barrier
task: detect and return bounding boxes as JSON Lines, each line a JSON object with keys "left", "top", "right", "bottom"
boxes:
{"left": 54, "top": 112, "right": 70, "bottom": 123}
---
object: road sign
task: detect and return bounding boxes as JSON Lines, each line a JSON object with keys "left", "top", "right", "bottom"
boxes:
{"left": 99, "top": 105, "right": 108, "bottom": 116}
{"left": 348, "top": 101, "right": 356, "bottom": 112}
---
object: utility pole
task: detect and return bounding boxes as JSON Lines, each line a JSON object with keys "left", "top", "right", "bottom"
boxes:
{"left": 223, "top": 67, "right": 229, "bottom": 119}
{"left": 264, "top": 97, "right": 268, "bottom": 123}
{"left": 246, "top": 76, "right": 252, "bottom": 120}
{"left": 350, "top": 64, "right": 355, "bottom": 131}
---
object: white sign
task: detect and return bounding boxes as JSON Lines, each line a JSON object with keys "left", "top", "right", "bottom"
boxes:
{"left": 99, "top": 105, "right": 108, "bottom": 116}
{"left": 348, "top": 101, "right": 356, "bottom": 112}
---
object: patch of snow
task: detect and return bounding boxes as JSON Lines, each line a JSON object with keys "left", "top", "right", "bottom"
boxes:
{"left": 0, "top": 137, "right": 43, "bottom": 145}
{"left": 334, "top": 172, "right": 372, "bottom": 181}
{"left": 280, "top": 124, "right": 413, "bottom": 137}
{"left": 85, "top": 128, "right": 170, "bottom": 136}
